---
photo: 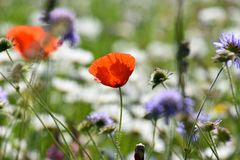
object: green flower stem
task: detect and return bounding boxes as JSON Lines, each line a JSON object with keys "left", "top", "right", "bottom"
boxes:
{"left": 29, "top": 106, "right": 72, "bottom": 160}
{"left": 184, "top": 66, "right": 224, "bottom": 160}
{"left": 146, "top": 119, "right": 157, "bottom": 160}
{"left": 1, "top": 113, "right": 19, "bottom": 159}
{"left": 165, "top": 120, "right": 174, "bottom": 160}
{"left": 0, "top": 71, "right": 73, "bottom": 159}
{"left": 195, "top": 123, "right": 220, "bottom": 160}
{"left": 0, "top": 71, "right": 89, "bottom": 160}
{"left": 9, "top": 61, "right": 92, "bottom": 160}
{"left": 225, "top": 63, "right": 240, "bottom": 118}
{"left": 87, "top": 131, "right": 105, "bottom": 160}
{"left": 6, "top": 49, "right": 14, "bottom": 64}
{"left": 115, "top": 87, "right": 123, "bottom": 160}
{"left": 4, "top": 44, "right": 90, "bottom": 160}
{"left": 118, "top": 87, "right": 123, "bottom": 133}
{"left": 208, "top": 132, "right": 218, "bottom": 158}
{"left": 109, "top": 134, "right": 123, "bottom": 160}
{"left": 15, "top": 110, "right": 26, "bottom": 160}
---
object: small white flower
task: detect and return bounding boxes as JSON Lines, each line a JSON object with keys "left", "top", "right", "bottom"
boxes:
{"left": 76, "top": 17, "right": 102, "bottom": 39}
{"left": 198, "top": 7, "right": 226, "bottom": 25}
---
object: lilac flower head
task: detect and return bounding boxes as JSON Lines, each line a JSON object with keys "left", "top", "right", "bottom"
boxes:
{"left": 47, "top": 8, "right": 79, "bottom": 46}
{"left": 87, "top": 112, "right": 113, "bottom": 128}
{"left": 213, "top": 33, "right": 240, "bottom": 68}
{"left": 145, "top": 89, "right": 193, "bottom": 123}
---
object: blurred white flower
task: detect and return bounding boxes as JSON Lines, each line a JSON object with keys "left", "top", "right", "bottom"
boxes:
{"left": 52, "top": 43, "right": 94, "bottom": 65}
{"left": 29, "top": 11, "right": 42, "bottom": 25}
{"left": 198, "top": 7, "right": 226, "bottom": 25}
{"left": 78, "top": 67, "right": 93, "bottom": 81}
{"left": 52, "top": 78, "right": 81, "bottom": 93}
{"left": 0, "top": 50, "right": 21, "bottom": 63}
{"left": 146, "top": 41, "right": 174, "bottom": 60}
{"left": 64, "top": 84, "right": 119, "bottom": 104}
{"left": 31, "top": 113, "right": 66, "bottom": 130}
{"left": 203, "top": 142, "right": 234, "bottom": 159}
{"left": 186, "top": 29, "right": 209, "bottom": 58}
{"left": 76, "top": 17, "right": 102, "bottom": 39}
{"left": 223, "top": 27, "right": 240, "bottom": 35}
{"left": 4, "top": 139, "right": 27, "bottom": 160}
{"left": 115, "top": 21, "right": 136, "bottom": 37}
{"left": 112, "top": 40, "right": 136, "bottom": 51}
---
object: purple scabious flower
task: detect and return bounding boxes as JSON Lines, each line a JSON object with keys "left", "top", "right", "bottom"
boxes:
{"left": 145, "top": 89, "right": 193, "bottom": 123}
{"left": 87, "top": 112, "right": 113, "bottom": 128}
{"left": 213, "top": 33, "right": 240, "bottom": 68}
{"left": 47, "top": 8, "right": 79, "bottom": 46}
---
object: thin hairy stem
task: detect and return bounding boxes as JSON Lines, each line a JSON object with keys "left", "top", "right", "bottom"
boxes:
{"left": 6, "top": 50, "right": 14, "bottom": 64}
{"left": 225, "top": 63, "right": 240, "bottom": 118}
{"left": 109, "top": 134, "right": 123, "bottom": 160}
{"left": 196, "top": 124, "right": 220, "bottom": 160}
{"left": 146, "top": 119, "right": 157, "bottom": 160}
{"left": 115, "top": 87, "right": 123, "bottom": 160}
{"left": 208, "top": 132, "right": 218, "bottom": 158}
{"left": 0, "top": 71, "right": 72, "bottom": 159}
{"left": 165, "top": 120, "right": 174, "bottom": 160}
{"left": 87, "top": 131, "right": 105, "bottom": 160}
{"left": 184, "top": 66, "right": 224, "bottom": 160}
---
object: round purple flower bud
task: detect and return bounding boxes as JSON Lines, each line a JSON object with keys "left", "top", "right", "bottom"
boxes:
{"left": 87, "top": 112, "right": 113, "bottom": 128}
{"left": 47, "top": 8, "right": 79, "bottom": 46}
{"left": 145, "top": 89, "right": 193, "bottom": 123}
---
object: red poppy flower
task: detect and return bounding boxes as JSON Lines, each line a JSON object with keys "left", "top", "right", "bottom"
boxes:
{"left": 88, "top": 52, "right": 135, "bottom": 88}
{"left": 6, "top": 25, "right": 59, "bottom": 60}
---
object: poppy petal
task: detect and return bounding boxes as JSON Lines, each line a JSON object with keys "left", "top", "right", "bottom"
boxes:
{"left": 88, "top": 52, "right": 135, "bottom": 88}
{"left": 7, "top": 26, "right": 59, "bottom": 60}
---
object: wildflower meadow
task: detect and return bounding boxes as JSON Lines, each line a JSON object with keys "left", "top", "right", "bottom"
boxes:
{"left": 1, "top": 0, "right": 240, "bottom": 159}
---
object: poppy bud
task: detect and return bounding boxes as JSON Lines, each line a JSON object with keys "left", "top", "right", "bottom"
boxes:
{"left": 134, "top": 143, "right": 145, "bottom": 160}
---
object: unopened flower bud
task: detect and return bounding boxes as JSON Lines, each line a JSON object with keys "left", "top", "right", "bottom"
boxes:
{"left": 99, "top": 125, "right": 116, "bottom": 134}
{"left": 78, "top": 120, "right": 93, "bottom": 132}
{"left": 149, "top": 68, "right": 172, "bottom": 89}
{"left": 201, "top": 120, "right": 222, "bottom": 132}
{"left": 217, "top": 127, "right": 231, "bottom": 143}
{"left": 212, "top": 51, "right": 235, "bottom": 63}
{"left": 134, "top": 143, "right": 145, "bottom": 160}
{"left": 0, "top": 38, "right": 13, "bottom": 52}
{"left": 177, "top": 41, "right": 190, "bottom": 59}
{"left": 9, "top": 62, "right": 26, "bottom": 83}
